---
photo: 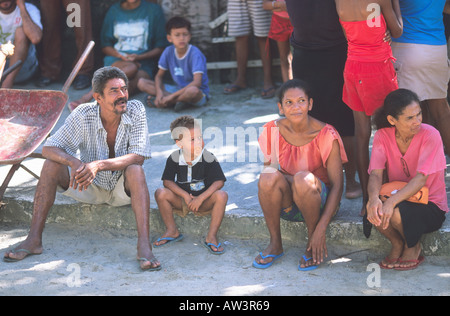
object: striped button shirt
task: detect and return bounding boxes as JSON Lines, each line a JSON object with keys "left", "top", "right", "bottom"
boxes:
{"left": 45, "top": 100, "right": 151, "bottom": 191}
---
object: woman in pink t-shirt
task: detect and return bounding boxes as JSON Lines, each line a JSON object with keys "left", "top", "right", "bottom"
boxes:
{"left": 254, "top": 79, "right": 348, "bottom": 271}
{"left": 367, "top": 89, "right": 447, "bottom": 270}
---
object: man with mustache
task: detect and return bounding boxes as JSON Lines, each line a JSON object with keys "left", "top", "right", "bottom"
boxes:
{"left": 0, "top": 0, "right": 42, "bottom": 88}
{"left": 3, "top": 66, "right": 160, "bottom": 272}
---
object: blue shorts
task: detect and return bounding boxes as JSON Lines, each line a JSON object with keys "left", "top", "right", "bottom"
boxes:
{"left": 280, "top": 180, "right": 334, "bottom": 222}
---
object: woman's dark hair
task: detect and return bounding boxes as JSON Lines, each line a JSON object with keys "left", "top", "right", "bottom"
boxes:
{"left": 276, "top": 79, "right": 313, "bottom": 104}
{"left": 373, "top": 89, "right": 420, "bottom": 129}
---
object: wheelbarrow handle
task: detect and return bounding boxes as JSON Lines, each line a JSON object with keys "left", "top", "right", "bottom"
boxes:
{"left": 62, "top": 40, "right": 95, "bottom": 95}
{"left": 1, "top": 59, "right": 22, "bottom": 80}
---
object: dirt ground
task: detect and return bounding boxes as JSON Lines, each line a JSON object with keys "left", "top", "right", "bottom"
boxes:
{"left": 1, "top": 222, "right": 449, "bottom": 297}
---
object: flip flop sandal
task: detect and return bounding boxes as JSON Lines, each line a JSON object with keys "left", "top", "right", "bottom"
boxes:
{"left": 252, "top": 252, "right": 284, "bottom": 269}
{"left": 138, "top": 257, "right": 162, "bottom": 272}
{"left": 223, "top": 84, "right": 246, "bottom": 95}
{"left": 394, "top": 255, "right": 425, "bottom": 271}
{"left": 153, "top": 234, "right": 184, "bottom": 248}
{"left": 145, "top": 94, "right": 156, "bottom": 108}
{"left": 379, "top": 256, "right": 400, "bottom": 269}
{"left": 298, "top": 255, "right": 318, "bottom": 271}
{"left": 3, "top": 248, "right": 39, "bottom": 263}
{"left": 261, "top": 86, "right": 276, "bottom": 99}
{"left": 203, "top": 241, "right": 225, "bottom": 255}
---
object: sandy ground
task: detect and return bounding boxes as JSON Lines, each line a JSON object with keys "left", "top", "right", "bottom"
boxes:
{"left": 1, "top": 222, "right": 449, "bottom": 297}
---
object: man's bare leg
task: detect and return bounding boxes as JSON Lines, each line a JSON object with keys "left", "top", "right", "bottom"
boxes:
{"left": 3, "top": 160, "right": 70, "bottom": 261}
{"left": 124, "top": 165, "right": 160, "bottom": 270}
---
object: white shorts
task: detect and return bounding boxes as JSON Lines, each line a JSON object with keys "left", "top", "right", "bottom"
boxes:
{"left": 227, "top": 0, "right": 272, "bottom": 37}
{"left": 58, "top": 174, "right": 131, "bottom": 207}
{"left": 392, "top": 42, "right": 450, "bottom": 101}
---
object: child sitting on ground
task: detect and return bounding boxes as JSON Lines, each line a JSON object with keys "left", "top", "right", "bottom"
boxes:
{"left": 153, "top": 115, "right": 228, "bottom": 254}
{"left": 137, "top": 16, "right": 210, "bottom": 112}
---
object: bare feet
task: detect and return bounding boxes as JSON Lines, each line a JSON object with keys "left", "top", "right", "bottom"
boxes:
{"left": 395, "top": 243, "right": 423, "bottom": 270}
{"left": 380, "top": 240, "right": 404, "bottom": 269}
{"left": 345, "top": 180, "right": 363, "bottom": 200}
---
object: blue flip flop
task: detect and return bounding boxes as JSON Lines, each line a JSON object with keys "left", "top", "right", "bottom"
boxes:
{"left": 153, "top": 234, "right": 184, "bottom": 248}
{"left": 298, "top": 255, "right": 318, "bottom": 271}
{"left": 252, "top": 252, "right": 284, "bottom": 269}
{"left": 203, "top": 241, "right": 225, "bottom": 255}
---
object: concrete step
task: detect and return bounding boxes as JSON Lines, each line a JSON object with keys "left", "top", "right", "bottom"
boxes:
{"left": 1, "top": 197, "right": 448, "bottom": 257}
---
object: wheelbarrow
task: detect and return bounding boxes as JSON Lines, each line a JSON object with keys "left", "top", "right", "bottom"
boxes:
{"left": 0, "top": 41, "right": 95, "bottom": 203}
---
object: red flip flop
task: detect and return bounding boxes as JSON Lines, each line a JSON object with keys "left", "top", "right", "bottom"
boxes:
{"left": 394, "top": 255, "right": 425, "bottom": 271}
{"left": 379, "top": 256, "right": 400, "bottom": 269}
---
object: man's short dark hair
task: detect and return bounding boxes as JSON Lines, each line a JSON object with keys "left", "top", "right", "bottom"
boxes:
{"left": 166, "top": 16, "right": 191, "bottom": 34}
{"left": 92, "top": 66, "right": 128, "bottom": 96}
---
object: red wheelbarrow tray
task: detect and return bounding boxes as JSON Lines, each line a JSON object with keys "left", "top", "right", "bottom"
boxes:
{"left": 0, "top": 89, "right": 68, "bottom": 165}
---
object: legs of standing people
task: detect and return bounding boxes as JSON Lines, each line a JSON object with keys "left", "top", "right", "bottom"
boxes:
{"left": 421, "top": 98, "right": 450, "bottom": 155}
{"left": 68, "top": 0, "right": 94, "bottom": 77}
{"left": 37, "top": 0, "right": 62, "bottom": 85}
{"left": 291, "top": 45, "right": 360, "bottom": 200}
{"left": 392, "top": 42, "right": 450, "bottom": 155}
{"left": 223, "top": 35, "right": 249, "bottom": 93}
{"left": 276, "top": 39, "right": 293, "bottom": 82}
{"left": 38, "top": 0, "right": 93, "bottom": 88}
{"left": 224, "top": 0, "right": 273, "bottom": 96}
{"left": 352, "top": 111, "right": 372, "bottom": 215}
{"left": 257, "top": 35, "right": 275, "bottom": 97}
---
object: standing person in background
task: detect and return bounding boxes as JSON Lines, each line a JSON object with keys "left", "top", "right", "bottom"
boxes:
{"left": 36, "top": 0, "right": 94, "bottom": 90}
{"left": 263, "top": 0, "right": 293, "bottom": 82}
{"left": 335, "top": 0, "right": 402, "bottom": 217}
{"left": 223, "top": 0, "right": 276, "bottom": 99}
{"left": 392, "top": 0, "right": 450, "bottom": 155}
{"left": 285, "top": 0, "right": 361, "bottom": 200}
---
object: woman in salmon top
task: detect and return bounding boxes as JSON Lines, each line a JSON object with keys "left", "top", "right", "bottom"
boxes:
{"left": 367, "top": 89, "right": 448, "bottom": 270}
{"left": 335, "top": 0, "right": 403, "bottom": 217}
{"left": 254, "top": 79, "right": 348, "bottom": 271}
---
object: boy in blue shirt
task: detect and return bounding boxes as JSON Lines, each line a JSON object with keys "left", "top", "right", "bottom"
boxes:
{"left": 137, "top": 16, "right": 210, "bottom": 112}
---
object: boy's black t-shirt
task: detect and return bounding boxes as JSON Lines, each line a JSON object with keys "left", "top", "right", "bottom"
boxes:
{"left": 161, "top": 149, "right": 226, "bottom": 196}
